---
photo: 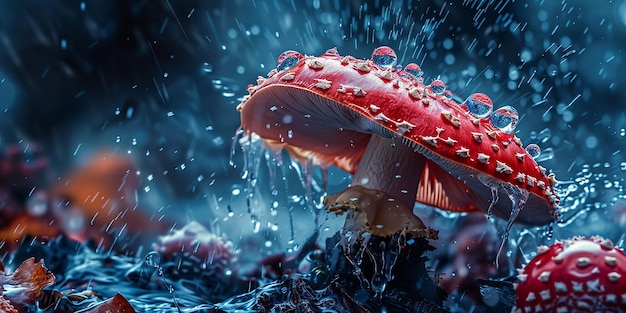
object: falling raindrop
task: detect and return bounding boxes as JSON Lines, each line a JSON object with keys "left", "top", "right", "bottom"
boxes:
{"left": 202, "top": 62, "right": 213, "bottom": 73}
{"left": 370, "top": 46, "right": 397, "bottom": 69}
{"left": 490, "top": 106, "right": 519, "bottom": 134}
{"left": 276, "top": 50, "right": 303, "bottom": 71}
{"left": 525, "top": 144, "right": 541, "bottom": 159}
{"left": 464, "top": 93, "right": 493, "bottom": 118}
{"left": 231, "top": 185, "right": 242, "bottom": 196}
{"left": 536, "top": 128, "right": 552, "bottom": 143}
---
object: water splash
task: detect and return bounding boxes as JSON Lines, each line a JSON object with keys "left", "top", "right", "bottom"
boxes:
{"left": 144, "top": 251, "right": 183, "bottom": 313}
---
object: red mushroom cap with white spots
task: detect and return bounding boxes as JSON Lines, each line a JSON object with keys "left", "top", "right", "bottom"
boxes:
{"left": 238, "top": 46, "right": 559, "bottom": 225}
{"left": 514, "top": 236, "right": 626, "bottom": 313}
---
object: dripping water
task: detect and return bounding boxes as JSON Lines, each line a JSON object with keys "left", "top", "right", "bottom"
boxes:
{"left": 320, "top": 167, "right": 329, "bottom": 195}
{"left": 238, "top": 133, "right": 265, "bottom": 233}
{"left": 348, "top": 230, "right": 372, "bottom": 291}
{"left": 545, "top": 222, "right": 554, "bottom": 240}
{"left": 303, "top": 157, "right": 320, "bottom": 227}
{"left": 495, "top": 183, "right": 529, "bottom": 268}
{"left": 229, "top": 128, "right": 244, "bottom": 167}
{"left": 478, "top": 174, "right": 499, "bottom": 220}
{"left": 369, "top": 242, "right": 387, "bottom": 299}
{"left": 486, "top": 187, "right": 499, "bottom": 220}
{"left": 264, "top": 148, "right": 282, "bottom": 216}
{"left": 288, "top": 204, "right": 295, "bottom": 245}
{"left": 264, "top": 147, "right": 299, "bottom": 243}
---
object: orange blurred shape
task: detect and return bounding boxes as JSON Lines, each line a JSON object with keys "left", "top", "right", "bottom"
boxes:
{"left": 0, "top": 215, "right": 61, "bottom": 252}
{"left": 50, "top": 152, "right": 170, "bottom": 249}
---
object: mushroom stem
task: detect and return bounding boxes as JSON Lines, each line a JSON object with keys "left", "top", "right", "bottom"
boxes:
{"left": 325, "top": 135, "right": 428, "bottom": 236}
{"left": 352, "top": 135, "right": 425, "bottom": 207}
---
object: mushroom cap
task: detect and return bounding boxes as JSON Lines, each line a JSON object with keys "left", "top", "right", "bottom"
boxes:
{"left": 154, "top": 221, "right": 238, "bottom": 267}
{"left": 514, "top": 236, "right": 626, "bottom": 312}
{"left": 238, "top": 46, "right": 559, "bottom": 226}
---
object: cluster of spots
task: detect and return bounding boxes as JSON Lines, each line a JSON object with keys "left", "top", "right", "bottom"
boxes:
{"left": 238, "top": 45, "right": 559, "bottom": 224}
{"left": 514, "top": 236, "right": 626, "bottom": 313}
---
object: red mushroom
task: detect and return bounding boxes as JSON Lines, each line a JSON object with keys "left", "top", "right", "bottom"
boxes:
{"left": 237, "top": 46, "right": 559, "bottom": 236}
{"left": 153, "top": 221, "right": 238, "bottom": 270}
{"left": 513, "top": 236, "right": 626, "bottom": 312}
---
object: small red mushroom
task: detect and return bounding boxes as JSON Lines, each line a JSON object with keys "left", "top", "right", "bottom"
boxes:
{"left": 238, "top": 46, "right": 558, "bottom": 235}
{"left": 513, "top": 236, "right": 626, "bottom": 312}
{"left": 154, "top": 221, "right": 238, "bottom": 270}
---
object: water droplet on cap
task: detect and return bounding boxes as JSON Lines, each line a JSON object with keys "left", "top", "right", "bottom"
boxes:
{"left": 276, "top": 50, "right": 303, "bottom": 71}
{"left": 464, "top": 93, "right": 494, "bottom": 118}
{"left": 324, "top": 47, "right": 339, "bottom": 56}
{"left": 445, "top": 90, "right": 465, "bottom": 104}
{"left": 429, "top": 79, "right": 446, "bottom": 94}
{"left": 525, "top": 144, "right": 541, "bottom": 159}
{"left": 371, "top": 46, "right": 397, "bottom": 69}
{"left": 490, "top": 106, "right": 519, "bottom": 134}
{"left": 403, "top": 63, "right": 423, "bottom": 80}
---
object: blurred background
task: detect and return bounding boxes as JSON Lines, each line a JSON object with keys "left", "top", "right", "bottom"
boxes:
{"left": 0, "top": 0, "right": 624, "bottom": 289}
